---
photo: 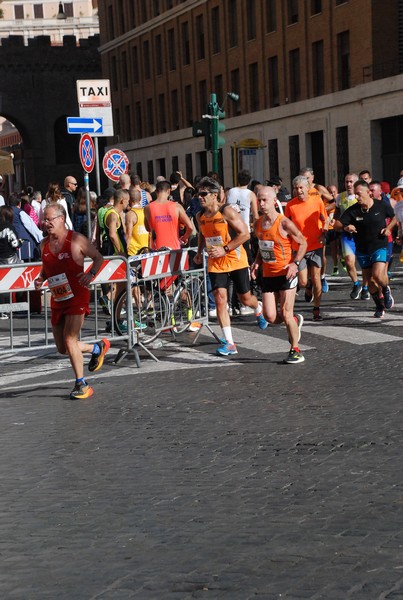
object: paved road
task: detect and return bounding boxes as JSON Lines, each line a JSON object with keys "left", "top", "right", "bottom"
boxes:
{"left": 1, "top": 267, "right": 403, "bottom": 599}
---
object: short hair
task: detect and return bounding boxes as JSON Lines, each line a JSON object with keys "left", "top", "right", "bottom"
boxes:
{"left": 359, "top": 169, "right": 371, "bottom": 178}
{"left": 292, "top": 175, "right": 309, "bottom": 188}
{"left": 169, "top": 172, "right": 181, "bottom": 185}
{"left": 354, "top": 179, "right": 370, "bottom": 190}
{"left": 103, "top": 187, "right": 115, "bottom": 201}
{"left": 44, "top": 202, "right": 66, "bottom": 219}
{"left": 0, "top": 205, "right": 14, "bottom": 225}
{"left": 114, "top": 188, "right": 129, "bottom": 204}
{"left": 300, "top": 167, "right": 314, "bottom": 176}
{"left": 32, "top": 191, "right": 42, "bottom": 201}
{"left": 155, "top": 180, "right": 171, "bottom": 194}
{"left": 197, "top": 176, "right": 221, "bottom": 194}
{"left": 237, "top": 169, "right": 251, "bottom": 186}
{"left": 130, "top": 174, "right": 141, "bottom": 186}
{"left": 8, "top": 193, "right": 21, "bottom": 207}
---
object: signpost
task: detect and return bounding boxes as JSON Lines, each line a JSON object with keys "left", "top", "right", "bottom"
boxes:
{"left": 78, "top": 134, "right": 95, "bottom": 240}
{"left": 102, "top": 148, "right": 129, "bottom": 182}
{"left": 67, "top": 117, "right": 103, "bottom": 135}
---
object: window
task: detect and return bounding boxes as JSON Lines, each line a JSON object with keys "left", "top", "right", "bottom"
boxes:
{"left": 155, "top": 35, "right": 163, "bottom": 76}
{"left": 289, "top": 135, "right": 300, "bottom": 178}
{"left": 268, "top": 139, "right": 279, "bottom": 178}
{"left": 64, "top": 3, "right": 73, "bottom": 17}
{"left": 211, "top": 7, "right": 221, "bottom": 54}
{"left": 132, "top": 46, "right": 139, "bottom": 84}
{"left": 117, "top": 0, "right": 124, "bottom": 35}
{"left": 184, "top": 85, "right": 193, "bottom": 127}
{"left": 34, "top": 4, "right": 43, "bottom": 18}
{"left": 158, "top": 94, "right": 166, "bottom": 133}
{"left": 268, "top": 56, "right": 280, "bottom": 106}
{"left": 337, "top": 31, "right": 350, "bottom": 89}
{"left": 247, "top": 0, "right": 257, "bottom": 40}
{"left": 288, "top": 0, "right": 298, "bottom": 24}
{"left": 143, "top": 40, "right": 151, "bottom": 80}
{"left": 230, "top": 69, "right": 241, "bottom": 116}
{"left": 335, "top": 0, "right": 348, "bottom": 5}
{"left": 124, "top": 105, "right": 131, "bottom": 140}
{"left": 136, "top": 162, "right": 143, "bottom": 180}
{"left": 121, "top": 51, "right": 128, "bottom": 88}
{"left": 140, "top": 0, "right": 147, "bottom": 22}
{"left": 228, "top": 0, "right": 238, "bottom": 47}
{"left": 312, "top": 40, "right": 324, "bottom": 96}
{"left": 336, "top": 126, "right": 349, "bottom": 188}
{"left": 168, "top": 29, "right": 176, "bottom": 70}
{"left": 114, "top": 108, "right": 121, "bottom": 138}
{"left": 311, "top": 0, "right": 322, "bottom": 15}
{"left": 171, "top": 89, "right": 179, "bottom": 129}
{"left": 107, "top": 5, "right": 114, "bottom": 40}
{"left": 147, "top": 98, "right": 154, "bottom": 136}
{"left": 267, "top": 0, "right": 276, "bottom": 32}
{"left": 196, "top": 15, "right": 205, "bottom": 60}
{"left": 135, "top": 102, "right": 143, "bottom": 139}
{"left": 289, "top": 48, "right": 301, "bottom": 101}
{"left": 147, "top": 160, "right": 154, "bottom": 183}
{"left": 172, "top": 156, "right": 179, "bottom": 172}
{"left": 181, "top": 22, "right": 190, "bottom": 65}
{"left": 153, "top": 0, "right": 160, "bottom": 17}
{"left": 110, "top": 55, "right": 118, "bottom": 91}
{"left": 157, "top": 158, "right": 166, "bottom": 178}
{"left": 249, "top": 63, "right": 259, "bottom": 112}
{"left": 214, "top": 74, "right": 223, "bottom": 107}
{"left": 185, "top": 154, "right": 193, "bottom": 183}
{"left": 14, "top": 5, "right": 24, "bottom": 19}
{"left": 199, "top": 80, "right": 207, "bottom": 114}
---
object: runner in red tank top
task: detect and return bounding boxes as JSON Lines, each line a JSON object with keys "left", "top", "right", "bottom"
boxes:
{"left": 34, "top": 203, "right": 109, "bottom": 400}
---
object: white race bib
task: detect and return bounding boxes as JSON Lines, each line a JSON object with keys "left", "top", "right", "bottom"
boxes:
{"left": 259, "top": 239, "right": 276, "bottom": 263}
{"left": 205, "top": 235, "right": 224, "bottom": 248}
{"left": 47, "top": 272, "right": 74, "bottom": 302}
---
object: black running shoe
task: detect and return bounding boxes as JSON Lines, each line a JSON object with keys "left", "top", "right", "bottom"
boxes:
{"left": 313, "top": 307, "right": 323, "bottom": 322}
{"left": 304, "top": 282, "right": 313, "bottom": 303}
{"left": 383, "top": 286, "right": 394, "bottom": 310}
{"left": 70, "top": 381, "right": 93, "bottom": 400}
{"left": 284, "top": 349, "right": 305, "bottom": 364}
{"left": 88, "top": 338, "right": 110, "bottom": 372}
{"left": 350, "top": 283, "right": 362, "bottom": 300}
{"left": 373, "top": 308, "right": 385, "bottom": 319}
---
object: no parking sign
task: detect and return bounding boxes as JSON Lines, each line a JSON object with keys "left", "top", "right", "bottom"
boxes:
{"left": 79, "top": 133, "right": 95, "bottom": 173}
{"left": 102, "top": 148, "right": 129, "bottom": 182}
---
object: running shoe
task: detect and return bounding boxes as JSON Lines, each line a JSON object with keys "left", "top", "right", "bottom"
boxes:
{"left": 256, "top": 303, "right": 268, "bottom": 330}
{"left": 88, "top": 338, "right": 110, "bottom": 372}
{"left": 188, "top": 322, "right": 202, "bottom": 332}
{"left": 216, "top": 342, "right": 238, "bottom": 356}
{"left": 70, "top": 381, "right": 94, "bottom": 400}
{"left": 373, "top": 308, "right": 385, "bottom": 318}
{"left": 99, "top": 295, "right": 111, "bottom": 315}
{"left": 350, "top": 282, "right": 362, "bottom": 300}
{"left": 360, "top": 287, "right": 370, "bottom": 301}
{"left": 383, "top": 286, "right": 394, "bottom": 310}
{"left": 0, "top": 313, "right": 9, "bottom": 319}
{"left": 284, "top": 349, "right": 305, "bottom": 364}
{"left": 331, "top": 267, "right": 339, "bottom": 276}
{"left": 321, "top": 277, "right": 329, "bottom": 293}
{"left": 313, "top": 307, "right": 323, "bottom": 322}
{"left": 295, "top": 314, "right": 304, "bottom": 342}
{"left": 239, "top": 305, "right": 254, "bottom": 315}
{"left": 340, "top": 257, "right": 347, "bottom": 272}
{"left": 304, "top": 282, "right": 313, "bottom": 303}
{"left": 208, "top": 308, "right": 217, "bottom": 318}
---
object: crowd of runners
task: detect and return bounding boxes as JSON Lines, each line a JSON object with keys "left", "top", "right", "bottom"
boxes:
{"left": 2, "top": 166, "right": 402, "bottom": 399}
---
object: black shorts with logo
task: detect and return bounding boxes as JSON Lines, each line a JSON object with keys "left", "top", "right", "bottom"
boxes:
{"left": 209, "top": 266, "right": 250, "bottom": 295}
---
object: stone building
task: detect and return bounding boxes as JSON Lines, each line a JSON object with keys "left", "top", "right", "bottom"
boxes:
{"left": 97, "top": 0, "right": 403, "bottom": 189}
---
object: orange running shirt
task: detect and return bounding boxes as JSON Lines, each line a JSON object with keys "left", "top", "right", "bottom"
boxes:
{"left": 254, "top": 214, "right": 292, "bottom": 277}
{"left": 148, "top": 201, "right": 180, "bottom": 250}
{"left": 285, "top": 195, "right": 326, "bottom": 251}
{"left": 199, "top": 208, "right": 248, "bottom": 273}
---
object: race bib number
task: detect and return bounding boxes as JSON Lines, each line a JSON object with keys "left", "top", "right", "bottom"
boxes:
{"left": 205, "top": 236, "right": 224, "bottom": 248}
{"left": 47, "top": 272, "right": 74, "bottom": 302}
{"left": 259, "top": 239, "right": 276, "bottom": 263}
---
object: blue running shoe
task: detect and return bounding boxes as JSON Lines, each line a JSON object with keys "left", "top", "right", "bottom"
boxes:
{"left": 216, "top": 342, "right": 238, "bottom": 356}
{"left": 383, "top": 286, "right": 394, "bottom": 309}
{"left": 321, "top": 277, "right": 329, "bottom": 293}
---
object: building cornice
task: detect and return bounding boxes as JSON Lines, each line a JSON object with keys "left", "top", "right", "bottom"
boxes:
{"left": 98, "top": 0, "right": 207, "bottom": 54}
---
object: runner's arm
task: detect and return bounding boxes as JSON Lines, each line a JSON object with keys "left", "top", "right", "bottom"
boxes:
{"left": 106, "top": 212, "right": 125, "bottom": 255}
{"left": 177, "top": 204, "right": 194, "bottom": 244}
{"left": 193, "top": 212, "right": 205, "bottom": 265}
{"left": 124, "top": 210, "right": 137, "bottom": 241}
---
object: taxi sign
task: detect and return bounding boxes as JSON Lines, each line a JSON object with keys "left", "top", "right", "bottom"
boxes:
{"left": 102, "top": 148, "right": 129, "bottom": 182}
{"left": 79, "top": 133, "right": 95, "bottom": 173}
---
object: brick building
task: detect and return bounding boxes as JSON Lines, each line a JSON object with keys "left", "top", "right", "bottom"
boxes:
{"left": 98, "top": 0, "right": 403, "bottom": 188}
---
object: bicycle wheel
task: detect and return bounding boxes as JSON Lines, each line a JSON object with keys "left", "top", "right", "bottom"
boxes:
{"left": 171, "top": 273, "right": 205, "bottom": 334}
{"left": 114, "top": 283, "right": 169, "bottom": 344}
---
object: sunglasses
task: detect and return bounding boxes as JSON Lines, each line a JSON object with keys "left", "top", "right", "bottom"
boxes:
{"left": 199, "top": 190, "right": 216, "bottom": 197}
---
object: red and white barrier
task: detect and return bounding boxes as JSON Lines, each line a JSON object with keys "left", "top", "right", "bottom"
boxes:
{"left": 130, "top": 249, "right": 189, "bottom": 278}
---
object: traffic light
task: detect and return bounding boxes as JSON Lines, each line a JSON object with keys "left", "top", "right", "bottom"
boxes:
{"left": 192, "top": 118, "right": 211, "bottom": 151}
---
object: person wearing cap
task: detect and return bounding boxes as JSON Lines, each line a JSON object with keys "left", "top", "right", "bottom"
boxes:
{"left": 390, "top": 177, "right": 403, "bottom": 203}
{"left": 266, "top": 175, "right": 291, "bottom": 207}
{"left": 194, "top": 176, "right": 267, "bottom": 356}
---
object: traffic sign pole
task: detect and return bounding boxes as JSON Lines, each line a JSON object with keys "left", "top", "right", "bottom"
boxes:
{"left": 94, "top": 137, "right": 101, "bottom": 196}
{"left": 84, "top": 172, "right": 91, "bottom": 241}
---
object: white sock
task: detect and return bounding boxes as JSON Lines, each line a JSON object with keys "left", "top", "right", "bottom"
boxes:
{"left": 222, "top": 326, "right": 234, "bottom": 345}
{"left": 254, "top": 301, "right": 262, "bottom": 316}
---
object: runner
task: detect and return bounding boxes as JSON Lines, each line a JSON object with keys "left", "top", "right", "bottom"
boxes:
{"left": 194, "top": 177, "right": 267, "bottom": 356}
{"left": 252, "top": 186, "right": 307, "bottom": 363}
{"left": 34, "top": 203, "right": 109, "bottom": 399}
{"left": 334, "top": 180, "right": 397, "bottom": 318}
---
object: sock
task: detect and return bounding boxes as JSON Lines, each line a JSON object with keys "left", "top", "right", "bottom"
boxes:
{"left": 222, "top": 326, "right": 234, "bottom": 345}
{"left": 362, "top": 285, "right": 368, "bottom": 290}
{"left": 76, "top": 377, "right": 86, "bottom": 385}
{"left": 254, "top": 301, "right": 262, "bottom": 316}
{"left": 292, "top": 346, "right": 300, "bottom": 353}
{"left": 371, "top": 292, "right": 384, "bottom": 309}
{"left": 92, "top": 343, "right": 101, "bottom": 356}
{"left": 353, "top": 281, "right": 360, "bottom": 287}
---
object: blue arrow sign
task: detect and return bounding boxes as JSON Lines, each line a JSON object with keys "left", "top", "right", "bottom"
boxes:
{"left": 67, "top": 117, "right": 103, "bottom": 134}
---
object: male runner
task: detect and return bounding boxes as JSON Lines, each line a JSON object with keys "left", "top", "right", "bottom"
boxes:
{"left": 252, "top": 186, "right": 307, "bottom": 364}
{"left": 34, "top": 203, "right": 109, "bottom": 399}
{"left": 335, "top": 180, "right": 397, "bottom": 318}
{"left": 194, "top": 177, "right": 267, "bottom": 356}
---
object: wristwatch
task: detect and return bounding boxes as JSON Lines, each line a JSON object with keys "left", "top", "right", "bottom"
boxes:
{"left": 294, "top": 260, "right": 300, "bottom": 267}
{"left": 223, "top": 244, "right": 230, "bottom": 253}
{"left": 89, "top": 268, "right": 96, "bottom": 277}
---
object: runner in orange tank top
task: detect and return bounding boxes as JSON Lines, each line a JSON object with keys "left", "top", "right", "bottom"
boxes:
{"left": 34, "top": 203, "right": 109, "bottom": 400}
{"left": 194, "top": 177, "right": 267, "bottom": 357}
{"left": 252, "top": 186, "right": 307, "bottom": 364}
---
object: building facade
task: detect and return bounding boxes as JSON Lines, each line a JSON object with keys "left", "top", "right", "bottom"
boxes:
{"left": 98, "top": 0, "right": 403, "bottom": 188}
{"left": 0, "top": 0, "right": 99, "bottom": 44}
